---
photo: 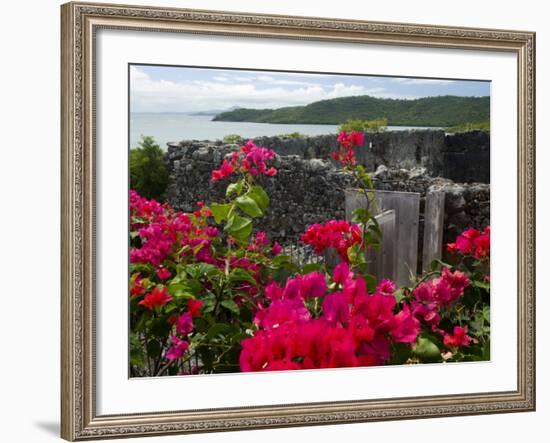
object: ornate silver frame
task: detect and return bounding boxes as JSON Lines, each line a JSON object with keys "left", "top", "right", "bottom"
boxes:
{"left": 61, "top": 1, "right": 536, "bottom": 440}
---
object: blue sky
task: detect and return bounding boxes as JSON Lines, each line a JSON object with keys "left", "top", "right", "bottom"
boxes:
{"left": 130, "top": 65, "right": 490, "bottom": 113}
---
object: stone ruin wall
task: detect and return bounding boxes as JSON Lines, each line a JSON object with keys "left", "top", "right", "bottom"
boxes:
{"left": 165, "top": 131, "right": 490, "bottom": 253}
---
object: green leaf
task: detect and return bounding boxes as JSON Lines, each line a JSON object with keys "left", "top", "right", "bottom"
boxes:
{"left": 206, "top": 323, "right": 233, "bottom": 340}
{"left": 393, "top": 287, "right": 406, "bottom": 303}
{"left": 482, "top": 340, "right": 491, "bottom": 360}
{"left": 146, "top": 339, "right": 161, "bottom": 358}
{"left": 301, "top": 262, "right": 324, "bottom": 274}
{"left": 362, "top": 273, "right": 377, "bottom": 293}
{"left": 248, "top": 185, "right": 270, "bottom": 212}
{"left": 182, "top": 263, "right": 221, "bottom": 280}
{"left": 221, "top": 299, "right": 240, "bottom": 314}
{"left": 167, "top": 283, "right": 195, "bottom": 299}
{"left": 414, "top": 337, "right": 441, "bottom": 363}
{"left": 229, "top": 268, "right": 258, "bottom": 286}
{"left": 272, "top": 255, "right": 292, "bottom": 266}
{"left": 226, "top": 179, "right": 245, "bottom": 197}
{"left": 149, "top": 317, "right": 171, "bottom": 337}
{"left": 129, "top": 333, "right": 145, "bottom": 367}
{"left": 210, "top": 202, "right": 233, "bottom": 224}
{"left": 235, "top": 195, "right": 263, "bottom": 218}
{"left": 225, "top": 215, "right": 252, "bottom": 242}
{"left": 347, "top": 244, "right": 366, "bottom": 265}
{"left": 388, "top": 342, "right": 413, "bottom": 365}
{"left": 482, "top": 305, "right": 491, "bottom": 323}
{"left": 471, "top": 280, "right": 491, "bottom": 291}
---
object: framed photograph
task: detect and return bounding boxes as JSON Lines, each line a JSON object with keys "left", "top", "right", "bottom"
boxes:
{"left": 61, "top": 1, "right": 536, "bottom": 440}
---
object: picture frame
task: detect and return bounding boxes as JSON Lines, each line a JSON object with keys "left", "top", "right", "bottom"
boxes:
{"left": 60, "top": 1, "right": 536, "bottom": 440}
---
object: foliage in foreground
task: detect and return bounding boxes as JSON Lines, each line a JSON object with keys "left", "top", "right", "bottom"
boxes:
{"left": 446, "top": 120, "right": 490, "bottom": 133}
{"left": 222, "top": 134, "right": 242, "bottom": 144}
{"left": 129, "top": 133, "right": 490, "bottom": 376}
{"left": 339, "top": 118, "right": 388, "bottom": 134}
{"left": 130, "top": 136, "right": 168, "bottom": 201}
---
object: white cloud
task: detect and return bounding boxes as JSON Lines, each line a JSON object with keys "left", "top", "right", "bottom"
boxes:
{"left": 130, "top": 67, "right": 417, "bottom": 112}
{"left": 390, "top": 77, "right": 455, "bottom": 85}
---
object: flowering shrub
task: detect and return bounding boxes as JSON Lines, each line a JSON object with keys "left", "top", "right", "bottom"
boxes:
{"left": 393, "top": 226, "right": 491, "bottom": 363}
{"left": 240, "top": 264, "right": 420, "bottom": 371}
{"left": 129, "top": 134, "right": 490, "bottom": 377}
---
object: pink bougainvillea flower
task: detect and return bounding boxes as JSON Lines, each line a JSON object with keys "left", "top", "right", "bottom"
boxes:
{"left": 282, "top": 277, "right": 303, "bottom": 300}
{"left": 413, "top": 267, "right": 469, "bottom": 308}
{"left": 241, "top": 270, "right": 420, "bottom": 372}
{"left": 254, "top": 298, "right": 311, "bottom": 330}
{"left": 210, "top": 160, "right": 235, "bottom": 182}
{"left": 299, "top": 272, "right": 327, "bottom": 298}
{"left": 156, "top": 267, "right": 171, "bottom": 280}
{"left": 165, "top": 336, "right": 189, "bottom": 360}
{"left": 443, "top": 326, "right": 472, "bottom": 348}
{"left": 187, "top": 299, "right": 203, "bottom": 318}
{"left": 342, "top": 274, "right": 368, "bottom": 304}
{"left": 265, "top": 281, "right": 284, "bottom": 301}
{"left": 322, "top": 291, "right": 350, "bottom": 326}
{"left": 390, "top": 305, "right": 420, "bottom": 344}
{"left": 332, "top": 261, "right": 352, "bottom": 285}
{"left": 138, "top": 286, "right": 172, "bottom": 310}
{"left": 265, "top": 167, "right": 277, "bottom": 177}
{"left": 204, "top": 226, "right": 219, "bottom": 237}
{"left": 447, "top": 242, "right": 458, "bottom": 253}
{"left": 473, "top": 228, "right": 490, "bottom": 259}
{"left": 271, "top": 242, "right": 282, "bottom": 256}
{"left": 411, "top": 301, "right": 441, "bottom": 328}
{"left": 175, "top": 312, "right": 194, "bottom": 336}
{"left": 376, "top": 279, "right": 396, "bottom": 296}
{"left": 254, "top": 231, "right": 269, "bottom": 246}
{"left": 441, "top": 267, "right": 470, "bottom": 302}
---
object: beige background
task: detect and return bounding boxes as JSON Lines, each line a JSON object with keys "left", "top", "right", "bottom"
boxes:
{"left": 0, "top": 0, "right": 546, "bottom": 442}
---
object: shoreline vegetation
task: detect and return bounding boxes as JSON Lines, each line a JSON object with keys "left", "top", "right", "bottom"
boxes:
{"left": 212, "top": 94, "right": 489, "bottom": 128}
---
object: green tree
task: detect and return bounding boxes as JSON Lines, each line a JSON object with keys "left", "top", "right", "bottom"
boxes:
{"left": 130, "top": 136, "right": 169, "bottom": 201}
{"left": 339, "top": 118, "right": 388, "bottom": 133}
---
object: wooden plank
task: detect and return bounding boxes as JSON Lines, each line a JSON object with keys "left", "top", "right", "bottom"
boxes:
{"left": 366, "top": 210, "right": 396, "bottom": 281}
{"left": 345, "top": 189, "right": 420, "bottom": 286}
{"left": 422, "top": 191, "right": 445, "bottom": 272}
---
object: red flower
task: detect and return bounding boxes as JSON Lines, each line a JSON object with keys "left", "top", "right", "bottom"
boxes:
{"left": 447, "top": 226, "right": 490, "bottom": 260}
{"left": 138, "top": 286, "right": 172, "bottom": 310}
{"left": 333, "top": 131, "right": 365, "bottom": 166}
{"left": 301, "top": 220, "right": 363, "bottom": 261}
{"left": 130, "top": 274, "right": 146, "bottom": 297}
{"left": 187, "top": 299, "right": 203, "bottom": 318}
{"left": 443, "top": 326, "right": 472, "bottom": 348}
{"left": 241, "top": 270, "right": 419, "bottom": 372}
{"left": 156, "top": 267, "right": 171, "bottom": 280}
{"left": 211, "top": 160, "right": 235, "bottom": 182}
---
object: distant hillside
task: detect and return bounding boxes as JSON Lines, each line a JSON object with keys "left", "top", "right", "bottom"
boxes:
{"left": 212, "top": 95, "right": 490, "bottom": 127}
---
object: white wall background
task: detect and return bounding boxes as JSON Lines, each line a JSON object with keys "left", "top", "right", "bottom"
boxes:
{"left": 0, "top": 0, "right": 546, "bottom": 442}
